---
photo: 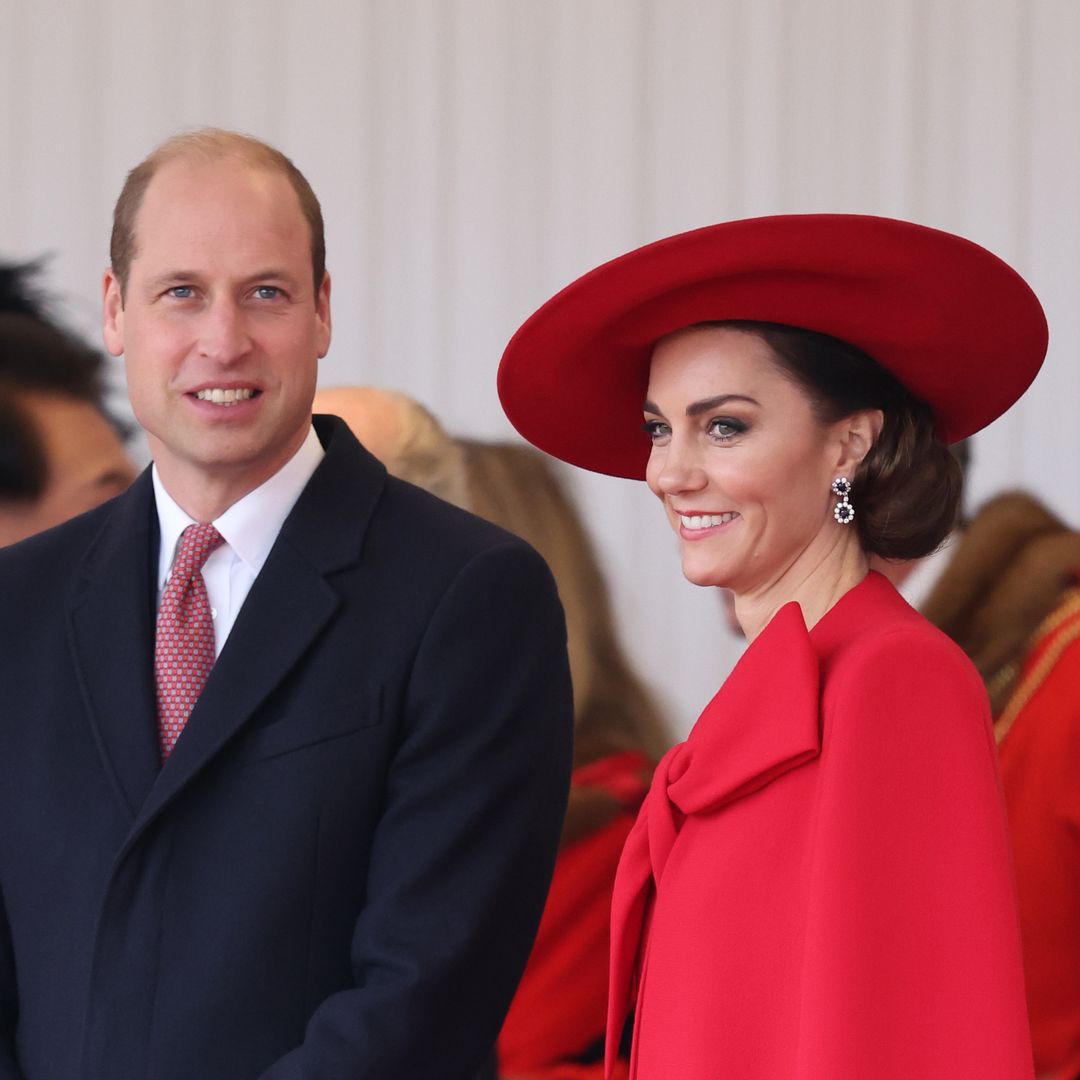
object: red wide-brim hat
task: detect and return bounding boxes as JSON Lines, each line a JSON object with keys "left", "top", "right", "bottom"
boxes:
{"left": 498, "top": 214, "right": 1048, "bottom": 479}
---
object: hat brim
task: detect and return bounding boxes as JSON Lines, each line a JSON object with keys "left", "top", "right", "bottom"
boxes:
{"left": 497, "top": 214, "right": 1048, "bottom": 479}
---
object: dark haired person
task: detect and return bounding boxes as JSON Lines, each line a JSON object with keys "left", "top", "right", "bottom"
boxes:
{"left": 499, "top": 215, "right": 1046, "bottom": 1079}
{"left": 0, "top": 130, "right": 571, "bottom": 1080}
{"left": 0, "top": 264, "right": 135, "bottom": 545}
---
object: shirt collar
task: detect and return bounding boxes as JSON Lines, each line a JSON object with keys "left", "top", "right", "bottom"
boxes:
{"left": 153, "top": 425, "right": 325, "bottom": 588}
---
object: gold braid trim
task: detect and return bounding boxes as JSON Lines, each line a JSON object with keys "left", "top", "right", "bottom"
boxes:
{"left": 985, "top": 660, "right": 1020, "bottom": 710}
{"left": 995, "top": 584, "right": 1080, "bottom": 745}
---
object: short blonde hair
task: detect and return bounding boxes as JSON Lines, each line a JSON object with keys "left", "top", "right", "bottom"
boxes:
{"left": 313, "top": 386, "right": 469, "bottom": 510}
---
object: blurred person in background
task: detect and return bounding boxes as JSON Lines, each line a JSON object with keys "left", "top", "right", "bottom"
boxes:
{"left": 0, "top": 262, "right": 135, "bottom": 545}
{"left": 459, "top": 440, "right": 667, "bottom": 1080}
{"left": 319, "top": 386, "right": 668, "bottom": 1079}
{"left": 919, "top": 492, "right": 1080, "bottom": 1080}
{"left": 312, "top": 384, "right": 469, "bottom": 508}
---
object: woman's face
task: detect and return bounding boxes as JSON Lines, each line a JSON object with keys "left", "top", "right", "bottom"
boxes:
{"left": 644, "top": 325, "right": 851, "bottom": 592}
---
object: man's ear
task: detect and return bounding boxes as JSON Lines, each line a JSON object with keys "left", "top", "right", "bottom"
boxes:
{"left": 834, "top": 408, "right": 884, "bottom": 474}
{"left": 102, "top": 269, "right": 125, "bottom": 357}
{"left": 315, "top": 271, "right": 332, "bottom": 359}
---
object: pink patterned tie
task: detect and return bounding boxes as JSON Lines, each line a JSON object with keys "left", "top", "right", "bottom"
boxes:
{"left": 155, "top": 523, "right": 226, "bottom": 760}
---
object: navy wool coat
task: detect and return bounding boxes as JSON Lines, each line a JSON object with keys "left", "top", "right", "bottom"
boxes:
{"left": 0, "top": 415, "right": 573, "bottom": 1080}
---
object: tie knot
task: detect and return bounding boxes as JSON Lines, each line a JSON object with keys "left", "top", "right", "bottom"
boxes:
{"left": 174, "top": 522, "right": 226, "bottom": 576}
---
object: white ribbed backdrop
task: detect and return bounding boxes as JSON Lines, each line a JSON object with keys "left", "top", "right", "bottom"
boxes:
{"left": 4, "top": 0, "right": 1079, "bottom": 736}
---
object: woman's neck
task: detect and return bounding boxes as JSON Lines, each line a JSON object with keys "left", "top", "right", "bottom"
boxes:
{"left": 733, "top": 534, "right": 870, "bottom": 642}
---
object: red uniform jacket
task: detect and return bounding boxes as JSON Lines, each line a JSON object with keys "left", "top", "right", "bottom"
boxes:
{"left": 499, "top": 753, "right": 649, "bottom": 1080}
{"left": 607, "top": 572, "right": 1033, "bottom": 1079}
{"left": 997, "top": 583, "right": 1080, "bottom": 1076}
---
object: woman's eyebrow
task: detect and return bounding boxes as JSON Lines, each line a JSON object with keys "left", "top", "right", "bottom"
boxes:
{"left": 686, "top": 394, "right": 760, "bottom": 416}
{"left": 643, "top": 393, "right": 761, "bottom": 418}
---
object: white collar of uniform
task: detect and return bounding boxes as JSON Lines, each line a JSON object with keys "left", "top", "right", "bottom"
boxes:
{"left": 153, "top": 425, "right": 325, "bottom": 590}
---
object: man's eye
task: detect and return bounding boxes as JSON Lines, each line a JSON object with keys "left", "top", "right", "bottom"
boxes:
{"left": 167, "top": 286, "right": 194, "bottom": 299}
{"left": 254, "top": 286, "right": 281, "bottom": 300}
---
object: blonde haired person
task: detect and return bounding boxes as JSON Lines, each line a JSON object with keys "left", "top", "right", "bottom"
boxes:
{"left": 458, "top": 440, "right": 667, "bottom": 1080}
{"left": 320, "top": 391, "right": 666, "bottom": 1077}
{"left": 312, "top": 385, "right": 468, "bottom": 510}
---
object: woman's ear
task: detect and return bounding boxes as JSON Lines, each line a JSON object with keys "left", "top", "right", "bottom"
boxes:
{"left": 834, "top": 408, "right": 884, "bottom": 473}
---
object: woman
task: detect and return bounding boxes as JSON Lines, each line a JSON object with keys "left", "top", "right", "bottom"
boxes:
{"left": 459, "top": 441, "right": 668, "bottom": 1079}
{"left": 497, "top": 215, "right": 1047, "bottom": 1079}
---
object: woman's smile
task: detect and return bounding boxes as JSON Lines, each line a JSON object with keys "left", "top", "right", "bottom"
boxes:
{"left": 673, "top": 509, "right": 741, "bottom": 539}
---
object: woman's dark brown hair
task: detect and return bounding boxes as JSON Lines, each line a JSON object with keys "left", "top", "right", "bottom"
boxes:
{"left": 722, "top": 321, "right": 962, "bottom": 560}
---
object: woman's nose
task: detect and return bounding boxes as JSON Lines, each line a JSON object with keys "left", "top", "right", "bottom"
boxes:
{"left": 651, "top": 439, "right": 707, "bottom": 496}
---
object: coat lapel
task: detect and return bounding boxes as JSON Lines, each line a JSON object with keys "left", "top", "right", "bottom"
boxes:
{"left": 667, "top": 601, "right": 822, "bottom": 816}
{"left": 67, "top": 471, "right": 162, "bottom": 820}
{"left": 606, "top": 601, "right": 822, "bottom": 1053}
{"left": 125, "top": 417, "right": 386, "bottom": 848}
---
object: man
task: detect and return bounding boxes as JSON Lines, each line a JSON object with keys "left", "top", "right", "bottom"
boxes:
{"left": 0, "top": 130, "right": 573, "bottom": 1080}
{"left": 0, "top": 264, "right": 135, "bottom": 545}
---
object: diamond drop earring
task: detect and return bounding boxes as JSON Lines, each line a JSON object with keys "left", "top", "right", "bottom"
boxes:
{"left": 831, "top": 476, "right": 854, "bottom": 524}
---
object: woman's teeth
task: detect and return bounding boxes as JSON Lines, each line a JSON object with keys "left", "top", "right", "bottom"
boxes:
{"left": 195, "top": 388, "right": 255, "bottom": 405}
{"left": 679, "top": 512, "right": 738, "bottom": 530}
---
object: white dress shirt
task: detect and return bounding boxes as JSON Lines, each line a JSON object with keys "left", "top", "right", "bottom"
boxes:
{"left": 153, "top": 426, "right": 325, "bottom": 657}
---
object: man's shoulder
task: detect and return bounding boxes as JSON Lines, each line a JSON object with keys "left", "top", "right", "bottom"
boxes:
{"left": 380, "top": 473, "right": 519, "bottom": 547}
{"left": 297, "top": 414, "right": 530, "bottom": 568}
{"left": 368, "top": 473, "right": 549, "bottom": 593}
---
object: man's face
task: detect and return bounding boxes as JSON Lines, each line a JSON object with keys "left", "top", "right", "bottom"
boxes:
{"left": 102, "top": 157, "right": 331, "bottom": 503}
{"left": 0, "top": 393, "right": 135, "bottom": 546}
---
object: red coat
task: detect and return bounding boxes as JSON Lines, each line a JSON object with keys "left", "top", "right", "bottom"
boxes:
{"left": 607, "top": 572, "right": 1033, "bottom": 1079}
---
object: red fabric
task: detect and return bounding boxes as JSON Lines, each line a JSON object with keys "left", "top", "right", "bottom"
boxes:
{"left": 998, "top": 593, "right": 1080, "bottom": 1076}
{"left": 498, "top": 753, "right": 649, "bottom": 1080}
{"left": 498, "top": 215, "right": 1047, "bottom": 478}
{"left": 154, "top": 523, "right": 224, "bottom": 760}
{"left": 1054, "top": 1049, "right": 1080, "bottom": 1080}
{"left": 607, "top": 572, "right": 1033, "bottom": 1079}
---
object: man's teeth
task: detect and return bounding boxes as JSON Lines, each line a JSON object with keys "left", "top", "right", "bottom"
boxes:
{"left": 679, "top": 512, "right": 738, "bottom": 530}
{"left": 195, "top": 388, "right": 255, "bottom": 405}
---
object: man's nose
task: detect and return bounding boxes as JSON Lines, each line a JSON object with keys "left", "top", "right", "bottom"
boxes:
{"left": 197, "top": 298, "right": 251, "bottom": 363}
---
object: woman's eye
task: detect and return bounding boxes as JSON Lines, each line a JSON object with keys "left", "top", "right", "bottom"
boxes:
{"left": 642, "top": 419, "right": 671, "bottom": 442}
{"left": 707, "top": 417, "right": 745, "bottom": 440}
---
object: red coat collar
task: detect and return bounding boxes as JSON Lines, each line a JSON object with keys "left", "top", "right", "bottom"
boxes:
{"left": 669, "top": 599, "right": 821, "bottom": 815}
